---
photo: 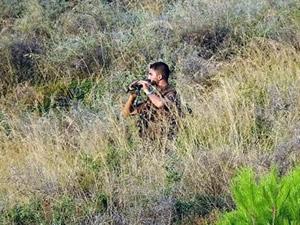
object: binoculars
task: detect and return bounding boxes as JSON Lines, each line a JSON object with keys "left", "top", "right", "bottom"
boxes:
{"left": 127, "top": 79, "right": 151, "bottom": 94}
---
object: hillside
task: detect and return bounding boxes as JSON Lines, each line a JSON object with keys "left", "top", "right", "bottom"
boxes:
{"left": 0, "top": 0, "right": 300, "bottom": 224}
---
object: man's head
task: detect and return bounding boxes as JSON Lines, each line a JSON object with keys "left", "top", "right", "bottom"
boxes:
{"left": 148, "top": 62, "right": 170, "bottom": 86}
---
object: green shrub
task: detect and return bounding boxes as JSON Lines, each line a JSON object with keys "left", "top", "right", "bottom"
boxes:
{"left": 217, "top": 166, "right": 300, "bottom": 225}
{"left": 0, "top": 199, "right": 45, "bottom": 225}
{"left": 52, "top": 195, "right": 76, "bottom": 225}
{"left": 0, "top": 111, "right": 11, "bottom": 137}
{"left": 14, "top": 0, "right": 51, "bottom": 37}
{"left": 36, "top": 78, "right": 105, "bottom": 114}
{"left": 0, "top": 0, "right": 25, "bottom": 19}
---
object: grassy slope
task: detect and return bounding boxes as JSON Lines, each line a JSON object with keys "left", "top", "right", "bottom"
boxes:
{"left": 0, "top": 0, "right": 300, "bottom": 224}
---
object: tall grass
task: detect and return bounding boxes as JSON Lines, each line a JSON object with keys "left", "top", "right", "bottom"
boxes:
{"left": 0, "top": 0, "right": 300, "bottom": 224}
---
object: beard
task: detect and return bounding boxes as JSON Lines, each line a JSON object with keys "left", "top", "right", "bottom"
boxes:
{"left": 150, "top": 80, "right": 157, "bottom": 86}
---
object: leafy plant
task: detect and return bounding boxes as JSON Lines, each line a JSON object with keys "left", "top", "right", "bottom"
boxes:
{"left": 0, "top": 199, "right": 45, "bottom": 225}
{"left": 217, "top": 166, "right": 300, "bottom": 225}
{"left": 52, "top": 195, "right": 76, "bottom": 225}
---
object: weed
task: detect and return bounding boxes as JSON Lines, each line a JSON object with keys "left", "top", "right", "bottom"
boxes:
{"left": 52, "top": 195, "right": 76, "bottom": 225}
{"left": 0, "top": 199, "right": 45, "bottom": 225}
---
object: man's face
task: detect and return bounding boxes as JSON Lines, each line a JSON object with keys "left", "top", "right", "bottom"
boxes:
{"left": 148, "top": 68, "right": 161, "bottom": 85}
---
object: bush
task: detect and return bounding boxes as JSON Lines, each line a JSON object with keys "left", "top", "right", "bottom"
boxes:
{"left": 217, "top": 166, "right": 300, "bottom": 225}
{"left": 0, "top": 200, "right": 45, "bottom": 225}
{"left": 51, "top": 195, "right": 77, "bottom": 225}
{"left": 0, "top": 0, "right": 25, "bottom": 19}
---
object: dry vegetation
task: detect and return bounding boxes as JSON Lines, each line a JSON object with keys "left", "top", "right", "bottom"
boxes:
{"left": 0, "top": 0, "right": 300, "bottom": 224}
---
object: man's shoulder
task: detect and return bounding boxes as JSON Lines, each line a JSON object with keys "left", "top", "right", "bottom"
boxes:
{"left": 160, "top": 86, "right": 180, "bottom": 106}
{"left": 160, "top": 86, "right": 177, "bottom": 97}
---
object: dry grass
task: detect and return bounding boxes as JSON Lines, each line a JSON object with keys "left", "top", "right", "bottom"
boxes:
{"left": 1, "top": 40, "right": 300, "bottom": 224}
{"left": 0, "top": 0, "right": 300, "bottom": 224}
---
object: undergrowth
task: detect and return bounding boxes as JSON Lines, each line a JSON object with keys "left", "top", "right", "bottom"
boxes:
{"left": 0, "top": 0, "right": 300, "bottom": 224}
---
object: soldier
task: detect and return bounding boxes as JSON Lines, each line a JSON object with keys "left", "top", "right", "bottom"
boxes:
{"left": 122, "top": 62, "right": 182, "bottom": 140}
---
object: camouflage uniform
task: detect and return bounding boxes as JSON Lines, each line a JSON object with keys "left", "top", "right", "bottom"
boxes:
{"left": 136, "top": 86, "right": 182, "bottom": 140}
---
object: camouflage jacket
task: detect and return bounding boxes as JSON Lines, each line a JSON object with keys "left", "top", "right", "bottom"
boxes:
{"left": 135, "top": 85, "right": 182, "bottom": 140}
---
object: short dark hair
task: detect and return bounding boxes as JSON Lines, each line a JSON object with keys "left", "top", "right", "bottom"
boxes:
{"left": 150, "top": 62, "right": 170, "bottom": 81}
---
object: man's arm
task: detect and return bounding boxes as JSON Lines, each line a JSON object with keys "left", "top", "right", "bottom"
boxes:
{"left": 144, "top": 88, "right": 177, "bottom": 109}
{"left": 136, "top": 80, "right": 167, "bottom": 109}
{"left": 121, "top": 93, "right": 137, "bottom": 117}
{"left": 147, "top": 93, "right": 165, "bottom": 108}
{"left": 122, "top": 94, "right": 148, "bottom": 117}
{"left": 122, "top": 80, "right": 143, "bottom": 117}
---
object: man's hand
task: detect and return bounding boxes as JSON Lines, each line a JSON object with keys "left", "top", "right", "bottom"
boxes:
{"left": 127, "top": 80, "right": 141, "bottom": 95}
{"left": 129, "top": 80, "right": 139, "bottom": 90}
{"left": 137, "top": 80, "right": 150, "bottom": 93}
